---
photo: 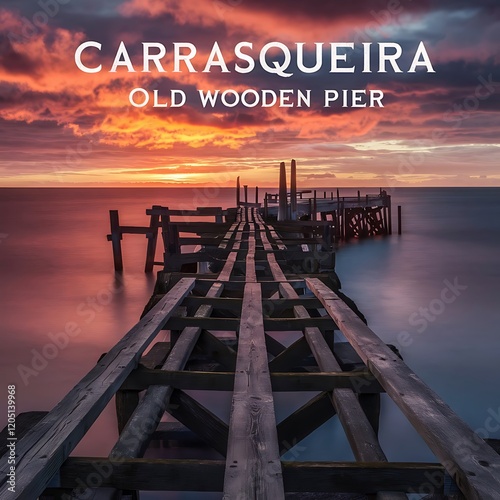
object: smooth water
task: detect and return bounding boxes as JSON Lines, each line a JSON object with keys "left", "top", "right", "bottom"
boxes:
{"left": 1, "top": 187, "right": 499, "bottom": 497}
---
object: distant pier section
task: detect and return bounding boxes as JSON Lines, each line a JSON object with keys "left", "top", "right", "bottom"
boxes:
{"left": 107, "top": 160, "right": 400, "bottom": 272}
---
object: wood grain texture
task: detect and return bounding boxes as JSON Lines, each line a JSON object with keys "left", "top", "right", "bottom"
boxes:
{"left": 223, "top": 283, "right": 284, "bottom": 500}
{"left": 55, "top": 458, "right": 445, "bottom": 493}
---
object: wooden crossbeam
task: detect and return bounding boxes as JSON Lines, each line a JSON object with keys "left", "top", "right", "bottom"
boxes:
{"left": 53, "top": 458, "right": 446, "bottom": 493}
{"left": 168, "top": 390, "right": 229, "bottom": 456}
{"left": 268, "top": 336, "right": 313, "bottom": 372}
{"left": 307, "top": 278, "right": 500, "bottom": 500}
{"left": 223, "top": 282, "right": 285, "bottom": 499}
{"left": 0, "top": 278, "right": 195, "bottom": 499}
{"left": 277, "top": 392, "right": 336, "bottom": 456}
{"left": 196, "top": 330, "right": 237, "bottom": 370}
{"left": 120, "top": 369, "right": 381, "bottom": 393}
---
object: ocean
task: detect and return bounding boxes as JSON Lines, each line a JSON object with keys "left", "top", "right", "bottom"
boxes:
{"left": 1, "top": 187, "right": 499, "bottom": 498}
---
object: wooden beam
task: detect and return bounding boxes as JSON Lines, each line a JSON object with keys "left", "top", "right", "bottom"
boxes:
{"left": 54, "top": 458, "right": 445, "bottom": 493}
{"left": 306, "top": 278, "right": 500, "bottom": 500}
{"left": 224, "top": 282, "right": 285, "bottom": 499}
{"left": 268, "top": 336, "right": 313, "bottom": 372}
{"left": 0, "top": 278, "right": 195, "bottom": 499}
{"left": 120, "top": 369, "right": 381, "bottom": 393}
{"left": 168, "top": 389, "right": 228, "bottom": 456}
{"left": 278, "top": 161, "right": 288, "bottom": 221}
{"left": 277, "top": 392, "right": 336, "bottom": 456}
{"left": 265, "top": 241, "right": 386, "bottom": 462}
{"left": 196, "top": 330, "right": 237, "bottom": 370}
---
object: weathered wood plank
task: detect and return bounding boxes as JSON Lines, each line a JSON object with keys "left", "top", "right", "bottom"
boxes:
{"left": 0, "top": 278, "right": 195, "bottom": 500}
{"left": 223, "top": 282, "right": 284, "bottom": 499}
{"left": 268, "top": 336, "right": 313, "bottom": 372}
{"left": 120, "top": 368, "right": 380, "bottom": 393}
{"left": 283, "top": 285, "right": 386, "bottom": 462}
{"left": 168, "top": 389, "right": 229, "bottom": 456}
{"left": 54, "top": 458, "right": 445, "bottom": 493}
{"left": 277, "top": 392, "right": 336, "bottom": 456}
{"left": 196, "top": 330, "right": 237, "bottom": 370}
{"left": 166, "top": 316, "right": 335, "bottom": 332}
{"left": 306, "top": 278, "right": 500, "bottom": 500}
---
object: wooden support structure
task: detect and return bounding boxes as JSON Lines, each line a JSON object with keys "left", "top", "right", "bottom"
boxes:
{"left": 4, "top": 166, "right": 499, "bottom": 500}
{"left": 278, "top": 161, "right": 287, "bottom": 221}
{"left": 109, "top": 209, "right": 123, "bottom": 272}
{"left": 290, "top": 158, "right": 297, "bottom": 220}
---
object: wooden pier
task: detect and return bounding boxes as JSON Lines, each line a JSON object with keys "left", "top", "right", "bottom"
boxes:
{"left": 2, "top": 165, "right": 500, "bottom": 499}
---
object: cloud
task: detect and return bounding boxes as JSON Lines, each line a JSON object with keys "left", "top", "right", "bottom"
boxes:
{"left": 1, "top": 2, "right": 500, "bottom": 186}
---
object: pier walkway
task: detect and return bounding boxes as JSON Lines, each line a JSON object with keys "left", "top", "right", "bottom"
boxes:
{"left": 1, "top": 206, "right": 500, "bottom": 499}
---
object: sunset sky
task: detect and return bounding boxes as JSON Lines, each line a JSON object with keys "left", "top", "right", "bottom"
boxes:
{"left": 1, "top": 0, "right": 499, "bottom": 187}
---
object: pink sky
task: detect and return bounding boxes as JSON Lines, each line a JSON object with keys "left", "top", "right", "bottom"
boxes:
{"left": 1, "top": 1, "right": 499, "bottom": 187}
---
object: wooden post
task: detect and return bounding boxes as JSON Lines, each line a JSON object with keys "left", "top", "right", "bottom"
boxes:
{"left": 313, "top": 190, "right": 317, "bottom": 221}
{"left": 264, "top": 193, "right": 268, "bottom": 219}
{"left": 255, "top": 186, "right": 259, "bottom": 205}
{"left": 109, "top": 210, "right": 123, "bottom": 272}
{"left": 290, "top": 159, "right": 297, "bottom": 220}
{"left": 324, "top": 191, "right": 327, "bottom": 199}
{"left": 144, "top": 205, "right": 160, "bottom": 273}
{"left": 398, "top": 205, "right": 402, "bottom": 235}
{"left": 278, "top": 161, "right": 287, "bottom": 221}
{"left": 244, "top": 185, "right": 248, "bottom": 204}
{"left": 357, "top": 190, "right": 361, "bottom": 204}
{"left": 388, "top": 195, "right": 393, "bottom": 235}
{"left": 236, "top": 176, "right": 240, "bottom": 207}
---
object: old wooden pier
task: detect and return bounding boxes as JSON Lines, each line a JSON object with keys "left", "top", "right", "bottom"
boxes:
{"left": 1, "top": 162, "right": 499, "bottom": 499}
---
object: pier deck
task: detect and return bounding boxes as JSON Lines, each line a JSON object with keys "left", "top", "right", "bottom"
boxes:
{"left": 1, "top": 204, "right": 500, "bottom": 500}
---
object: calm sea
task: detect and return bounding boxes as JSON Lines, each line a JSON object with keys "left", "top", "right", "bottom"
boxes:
{"left": 1, "top": 187, "right": 499, "bottom": 498}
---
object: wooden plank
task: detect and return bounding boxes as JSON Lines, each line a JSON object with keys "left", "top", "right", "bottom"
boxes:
{"left": 111, "top": 282, "right": 225, "bottom": 459}
{"left": 268, "top": 336, "right": 313, "bottom": 372}
{"left": 282, "top": 283, "right": 386, "bottom": 462}
{"left": 196, "top": 330, "right": 237, "bottom": 370}
{"left": 139, "top": 342, "right": 171, "bottom": 369}
{"left": 306, "top": 278, "right": 500, "bottom": 500}
{"left": 120, "top": 369, "right": 380, "bottom": 393}
{"left": 182, "top": 296, "right": 242, "bottom": 313}
{"left": 277, "top": 392, "right": 336, "bottom": 456}
{"left": 245, "top": 232, "right": 257, "bottom": 282}
{"left": 1, "top": 412, "right": 48, "bottom": 456}
{"left": 223, "top": 282, "right": 284, "bottom": 499}
{"left": 168, "top": 389, "right": 228, "bottom": 456}
{"left": 0, "top": 278, "right": 195, "bottom": 499}
{"left": 166, "top": 316, "right": 334, "bottom": 332}
{"left": 55, "top": 458, "right": 445, "bottom": 493}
